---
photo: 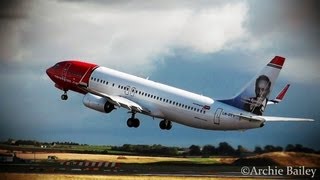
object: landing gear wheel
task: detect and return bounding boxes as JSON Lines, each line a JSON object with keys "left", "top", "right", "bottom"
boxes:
{"left": 61, "top": 91, "right": 68, "bottom": 100}
{"left": 159, "top": 120, "right": 166, "bottom": 130}
{"left": 61, "top": 94, "right": 68, "bottom": 100}
{"left": 104, "top": 102, "right": 114, "bottom": 113}
{"left": 133, "top": 118, "right": 140, "bottom": 128}
{"left": 166, "top": 122, "right": 172, "bottom": 130}
{"left": 127, "top": 118, "right": 140, "bottom": 128}
{"left": 127, "top": 118, "right": 134, "bottom": 128}
{"left": 159, "top": 120, "right": 172, "bottom": 130}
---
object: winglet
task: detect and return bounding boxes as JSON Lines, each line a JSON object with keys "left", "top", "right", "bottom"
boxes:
{"left": 268, "top": 84, "right": 290, "bottom": 104}
{"left": 275, "top": 84, "right": 290, "bottom": 101}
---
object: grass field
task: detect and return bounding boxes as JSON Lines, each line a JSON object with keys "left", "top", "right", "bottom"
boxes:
{"left": 1, "top": 150, "right": 319, "bottom": 179}
{"left": 6, "top": 149, "right": 320, "bottom": 167}
{"left": 13, "top": 151, "right": 233, "bottom": 165}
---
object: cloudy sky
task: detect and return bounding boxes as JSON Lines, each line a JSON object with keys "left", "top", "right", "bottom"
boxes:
{"left": 0, "top": 0, "right": 319, "bottom": 150}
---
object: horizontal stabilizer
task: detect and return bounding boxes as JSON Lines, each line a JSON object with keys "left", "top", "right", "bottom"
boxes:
{"left": 232, "top": 113, "right": 314, "bottom": 122}
{"left": 260, "top": 116, "right": 314, "bottom": 122}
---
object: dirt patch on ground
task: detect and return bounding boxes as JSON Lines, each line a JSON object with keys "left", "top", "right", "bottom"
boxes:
{"left": 233, "top": 152, "right": 320, "bottom": 167}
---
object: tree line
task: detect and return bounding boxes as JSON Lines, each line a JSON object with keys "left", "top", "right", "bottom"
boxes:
{"left": 1, "top": 138, "right": 318, "bottom": 156}
{"left": 3, "top": 138, "right": 82, "bottom": 146}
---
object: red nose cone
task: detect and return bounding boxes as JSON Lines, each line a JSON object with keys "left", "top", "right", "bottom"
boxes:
{"left": 46, "top": 67, "right": 54, "bottom": 80}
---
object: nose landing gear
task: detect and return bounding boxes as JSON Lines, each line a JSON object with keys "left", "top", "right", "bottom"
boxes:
{"left": 61, "top": 91, "right": 68, "bottom": 100}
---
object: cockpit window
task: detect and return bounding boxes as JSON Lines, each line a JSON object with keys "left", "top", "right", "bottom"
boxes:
{"left": 53, "top": 63, "right": 60, "bottom": 69}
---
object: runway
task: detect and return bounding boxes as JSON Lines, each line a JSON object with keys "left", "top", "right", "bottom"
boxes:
{"left": 1, "top": 161, "right": 317, "bottom": 179}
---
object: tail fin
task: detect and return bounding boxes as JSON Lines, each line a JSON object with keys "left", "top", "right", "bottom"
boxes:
{"left": 219, "top": 56, "right": 285, "bottom": 115}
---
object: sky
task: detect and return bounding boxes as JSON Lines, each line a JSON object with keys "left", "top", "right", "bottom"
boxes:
{"left": 0, "top": 0, "right": 319, "bottom": 150}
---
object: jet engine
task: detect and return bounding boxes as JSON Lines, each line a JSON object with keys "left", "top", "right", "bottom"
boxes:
{"left": 83, "top": 93, "right": 114, "bottom": 113}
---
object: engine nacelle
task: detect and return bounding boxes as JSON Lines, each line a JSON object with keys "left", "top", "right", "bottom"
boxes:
{"left": 83, "top": 93, "right": 114, "bottom": 113}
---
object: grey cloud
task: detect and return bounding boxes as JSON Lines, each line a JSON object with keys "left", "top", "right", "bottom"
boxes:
{"left": 60, "top": 0, "right": 232, "bottom": 11}
{"left": 246, "top": 0, "right": 320, "bottom": 57}
{"left": 0, "top": 0, "right": 31, "bottom": 19}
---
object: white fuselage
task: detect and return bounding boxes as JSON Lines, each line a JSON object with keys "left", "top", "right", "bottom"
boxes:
{"left": 88, "top": 67, "right": 262, "bottom": 130}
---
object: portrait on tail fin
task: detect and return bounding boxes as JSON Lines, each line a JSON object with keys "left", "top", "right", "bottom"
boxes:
{"left": 243, "top": 75, "right": 271, "bottom": 115}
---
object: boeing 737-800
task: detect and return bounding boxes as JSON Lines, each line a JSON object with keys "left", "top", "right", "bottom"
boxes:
{"left": 46, "top": 56, "right": 313, "bottom": 131}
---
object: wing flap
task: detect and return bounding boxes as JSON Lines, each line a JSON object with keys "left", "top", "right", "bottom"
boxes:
{"left": 110, "top": 95, "right": 143, "bottom": 112}
{"left": 232, "top": 113, "right": 265, "bottom": 122}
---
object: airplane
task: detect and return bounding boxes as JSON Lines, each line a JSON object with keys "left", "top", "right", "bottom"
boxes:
{"left": 46, "top": 56, "right": 313, "bottom": 131}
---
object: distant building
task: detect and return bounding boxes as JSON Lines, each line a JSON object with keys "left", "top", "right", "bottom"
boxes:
{"left": 9, "top": 140, "right": 16, "bottom": 145}
{"left": 0, "top": 153, "right": 14, "bottom": 162}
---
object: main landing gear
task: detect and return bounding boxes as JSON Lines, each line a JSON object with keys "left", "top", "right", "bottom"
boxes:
{"left": 61, "top": 91, "right": 68, "bottom": 100}
{"left": 127, "top": 112, "right": 140, "bottom": 128}
{"left": 159, "top": 120, "right": 172, "bottom": 130}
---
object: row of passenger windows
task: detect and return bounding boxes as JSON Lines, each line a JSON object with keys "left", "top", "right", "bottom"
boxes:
{"left": 91, "top": 77, "right": 206, "bottom": 114}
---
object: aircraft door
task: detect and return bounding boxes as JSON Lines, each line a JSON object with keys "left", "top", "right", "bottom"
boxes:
{"left": 213, "top": 108, "right": 223, "bottom": 125}
{"left": 62, "top": 63, "right": 71, "bottom": 81}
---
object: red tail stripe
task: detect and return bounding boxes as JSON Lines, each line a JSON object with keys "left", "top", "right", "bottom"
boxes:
{"left": 270, "top": 56, "right": 285, "bottom": 67}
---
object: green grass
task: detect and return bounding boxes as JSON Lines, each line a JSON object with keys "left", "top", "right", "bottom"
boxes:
{"left": 187, "top": 157, "right": 220, "bottom": 164}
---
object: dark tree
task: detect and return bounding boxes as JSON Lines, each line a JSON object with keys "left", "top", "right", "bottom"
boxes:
{"left": 202, "top": 145, "right": 216, "bottom": 156}
{"left": 189, "top": 145, "right": 201, "bottom": 156}
{"left": 217, "top": 142, "right": 235, "bottom": 155}
{"left": 254, "top": 146, "right": 263, "bottom": 154}
{"left": 235, "top": 145, "right": 249, "bottom": 156}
